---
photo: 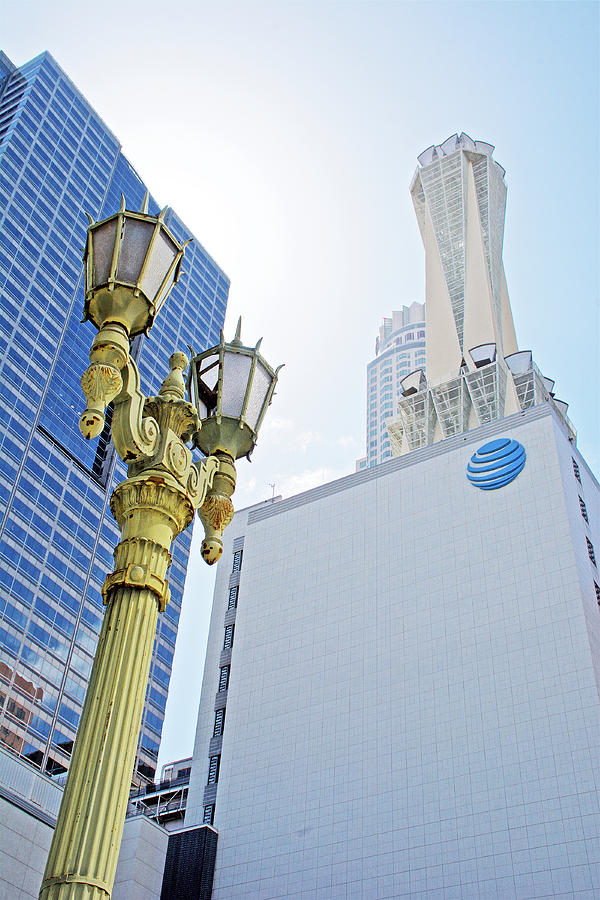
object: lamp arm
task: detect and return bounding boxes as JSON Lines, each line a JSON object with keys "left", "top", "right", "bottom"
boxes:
{"left": 111, "top": 358, "right": 160, "bottom": 462}
{"left": 187, "top": 455, "right": 219, "bottom": 509}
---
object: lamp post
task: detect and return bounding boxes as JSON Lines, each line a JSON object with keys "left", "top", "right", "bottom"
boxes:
{"left": 39, "top": 198, "right": 281, "bottom": 900}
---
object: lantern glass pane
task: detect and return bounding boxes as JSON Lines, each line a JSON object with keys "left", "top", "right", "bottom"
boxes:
{"left": 195, "top": 356, "right": 220, "bottom": 420}
{"left": 140, "top": 229, "right": 178, "bottom": 306}
{"left": 221, "top": 351, "right": 252, "bottom": 418}
{"left": 246, "top": 360, "right": 272, "bottom": 429}
{"left": 92, "top": 218, "right": 118, "bottom": 286}
{"left": 116, "top": 218, "right": 154, "bottom": 285}
{"left": 156, "top": 265, "right": 177, "bottom": 307}
{"left": 196, "top": 396, "right": 208, "bottom": 419}
{"left": 199, "top": 358, "right": 220, "bottom": 391}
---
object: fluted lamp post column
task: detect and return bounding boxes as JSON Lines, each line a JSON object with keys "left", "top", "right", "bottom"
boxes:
{"left": 39, "top": 198, "right": 281, "bottom": 900}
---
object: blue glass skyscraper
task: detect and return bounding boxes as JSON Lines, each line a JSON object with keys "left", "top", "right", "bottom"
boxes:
{"left": 0, "top": 50, "right": 229, "bottom": 784}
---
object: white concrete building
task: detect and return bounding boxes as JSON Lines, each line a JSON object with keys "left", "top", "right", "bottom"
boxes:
{"left": 356, "top": 303, "right": 426, "bottom": 471}
{"left": 185, "top": 403, "right": 600, "bottom": 899}
{"left": 181, "top": 135, "right": 599, "bottom": 898}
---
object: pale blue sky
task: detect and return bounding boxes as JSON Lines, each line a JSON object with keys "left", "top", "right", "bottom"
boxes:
{"left": 3, "top": 1, "right": 598, "bottom": 766}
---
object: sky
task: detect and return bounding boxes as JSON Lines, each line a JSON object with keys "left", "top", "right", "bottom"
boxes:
{"left": 3, "top": 1, "right": 598, "bottom": 770}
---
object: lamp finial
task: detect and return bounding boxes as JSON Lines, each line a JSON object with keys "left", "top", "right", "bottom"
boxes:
{"left": 232, "top": 316, "right": 243, "bottom": 346}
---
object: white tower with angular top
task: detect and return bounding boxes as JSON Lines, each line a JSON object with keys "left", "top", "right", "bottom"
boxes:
{"left": 387, "top": 134, "right": 574, "bottom": 456}
{"left": 411, "top": 132, "right": 517, "bottom": 386}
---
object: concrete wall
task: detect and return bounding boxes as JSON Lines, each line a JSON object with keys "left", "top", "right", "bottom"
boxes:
{"left": 1, "top": 795, "right": 54, "bottom": 899}
{"left": 0, "top": 748, "right": 168, "bottom": 899}
{"left": 113, "top": 815, "right": 168, "bottom": 900}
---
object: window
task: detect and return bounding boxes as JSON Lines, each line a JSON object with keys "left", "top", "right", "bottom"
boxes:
{"left": 207, "top": 755, "right": 220, "bottom": 784}
{"left": 586, "top": 538, "right": 596, "bottom": 567}
{"left": 213, "top": 708, "right": 225, "bottom": 737}
{"left": 232, "top": 550, "right": 243, "bottom": 572}
{"left": 203, "top": 804, "right": 215, "bottom": 825}
{"left": 579, "top": 496, "right": 589, "bottom": 524}
{"left": 218, "top": 666, "right": 230, "bottom": 692}
{"left": 223, "top": 624, "right": 234, "bottom": 649}
{"left": 417, "top": 330, "right": 425, "bottom": 338}
{"left": 228, "top": 586, "right": 238, "bottom": 609}
{"left": 572, "top": 458, "right": 581, "bottom": 483}
{"left": 405, "top": 332, "right": 414, "bottom": 341}
{"left": 595, "top": 582, "right": 600, "bottom": 603}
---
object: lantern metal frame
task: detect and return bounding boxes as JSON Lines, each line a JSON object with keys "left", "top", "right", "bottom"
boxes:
{"left": 188, "top": 318, "right": 283, "bottom": 460}
{"left": 82, "top": 193, "right": 188, "bottom": 337}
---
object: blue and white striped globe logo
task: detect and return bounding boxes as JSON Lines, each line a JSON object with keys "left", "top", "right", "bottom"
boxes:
{"left": 466, "top": 438, "right": 526, "bottom": 490}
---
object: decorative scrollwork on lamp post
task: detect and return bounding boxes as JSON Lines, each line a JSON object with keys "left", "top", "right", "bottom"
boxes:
{"left": 39, "top": 199, "right": 281, "bottom": 900}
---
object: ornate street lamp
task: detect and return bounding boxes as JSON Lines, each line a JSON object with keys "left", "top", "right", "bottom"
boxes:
{"left": 39, "top": 199, "right": 281, "bottom": 900}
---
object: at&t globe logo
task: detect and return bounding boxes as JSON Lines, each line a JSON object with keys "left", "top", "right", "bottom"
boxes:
{"left": 466, "top": 437, "right": 526, "bottom": 490}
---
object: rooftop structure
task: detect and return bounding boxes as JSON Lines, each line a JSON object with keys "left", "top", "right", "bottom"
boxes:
{"left": 387, "top": 133, "right": 573, "bottom": 456}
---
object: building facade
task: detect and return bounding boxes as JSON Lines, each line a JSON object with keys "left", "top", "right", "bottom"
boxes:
{"left": 185, "top": 405, "right": 600, "bottom": 899}
{"left": 356, "top": 303, "right": 425, "bottom": 471}
{"left": 387, "top": 133, "right": 572, "bottom": 456}
{"left": 0, "top": 50, "right": 229, "bottom": 784}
